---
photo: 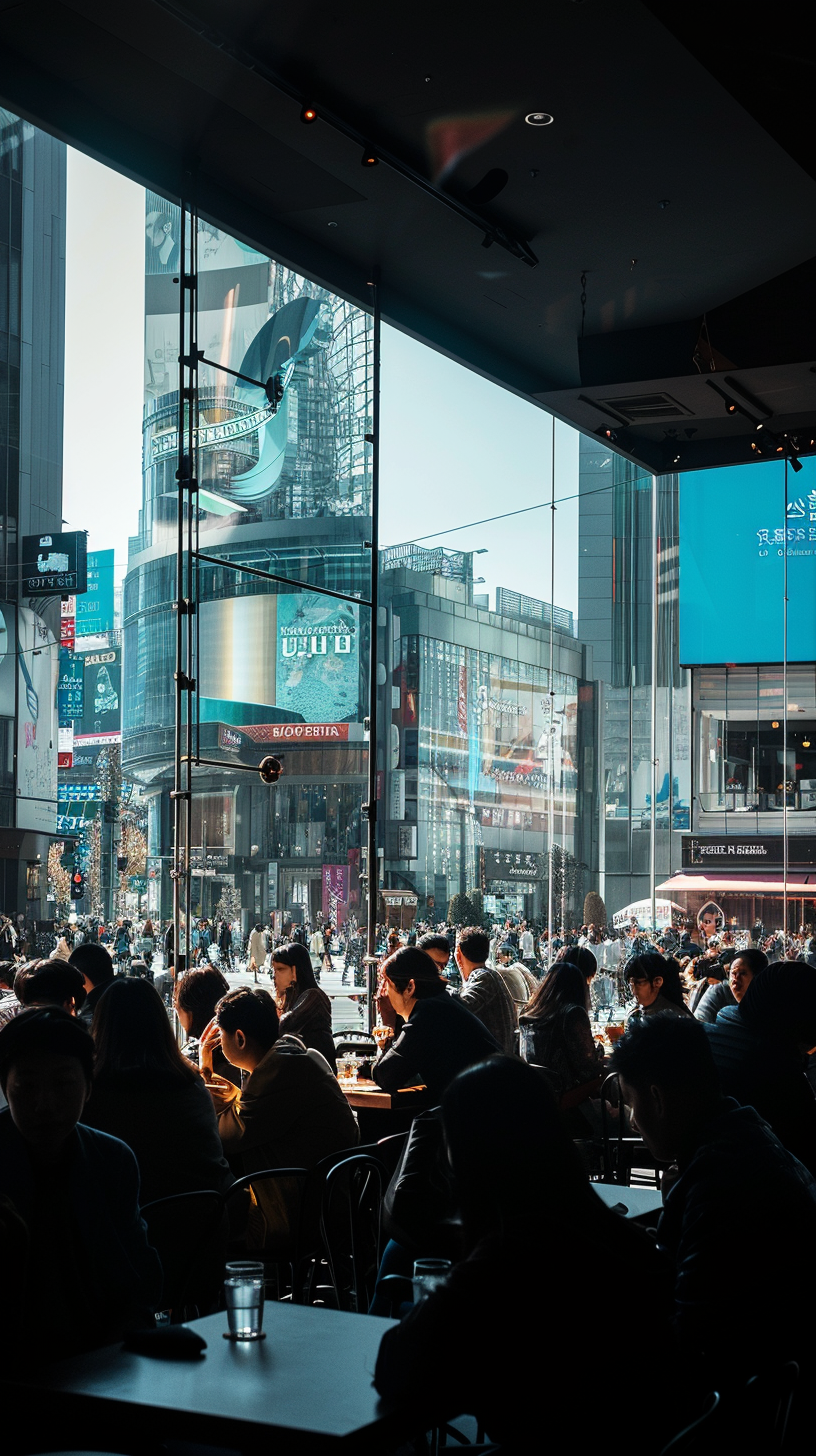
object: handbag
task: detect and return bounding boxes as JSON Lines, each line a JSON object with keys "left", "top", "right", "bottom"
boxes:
{"left": 382, "top": 1107, "right": 459, "bottom": 1255}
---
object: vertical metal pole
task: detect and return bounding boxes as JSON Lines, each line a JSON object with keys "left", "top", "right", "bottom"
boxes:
{"left": 365, "top": 275, "right": 381, "bottom": 1028}
{"left": 650, "top": 474, "right": 658, "bottom": 937}
{"left": 184, "top": 211, "right": 198, "bottom": 957}
{"left": 547, "top": 419, "right": 556, "bottom": 957}
{"left": 172, "top": 204, "right": 187, "bottom": 975}
{"left": 783, "top": 459, "right": 789, "bottom": 943}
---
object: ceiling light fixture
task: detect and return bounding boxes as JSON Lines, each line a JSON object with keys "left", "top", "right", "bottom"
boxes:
{"left": 300, "top": 105, "right": 317, "bottom": 124}
{"left": 772, "top": 721, "right": 780, "bottom": 729}
{"left": 525, "top": 112, "right": 553, "bottom": 126}
{"left": 361, "top": 146, "right": 378, "bottom": 166}
{"left": 804, "top": 739, "right": 811, "bottom": 748}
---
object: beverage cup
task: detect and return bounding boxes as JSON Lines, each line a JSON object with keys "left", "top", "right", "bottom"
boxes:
{"left": 224, "top": 1276, "right": 264, "bottom": 1340}
{"left": 412, "top": 1258, "right": 451, "bottom": 1304}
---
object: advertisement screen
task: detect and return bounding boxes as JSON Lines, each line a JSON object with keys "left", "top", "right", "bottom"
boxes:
{"left": 76, "top": 647, "right": 121, "bottom": 745}
{"left": 21, "top": 531, "right": 87, "bottom": 597}
{"left": 77, "top": 549, "right": 115, "bottom": 636}
{"left": 276, "top": 593, "right": 360, "bottom": 722}
{"left": 16, "top": 607, "right": 58, "bottom": 833}
{"left": 679, "top": 459, "right": 816, "bottom": 664}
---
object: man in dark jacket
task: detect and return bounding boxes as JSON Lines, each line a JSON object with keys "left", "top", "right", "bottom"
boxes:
{"left": 455, "top": 927, "right": 515, "bottom": 1054}
{"left": 70, "top": 942, "right": 116, "bottom": 1027}
{"left": 0, "top": 1008, "right": 161, "bottom": 1357}
{"left": 612, "top": 1015, "right": 816, "bottom": 1386}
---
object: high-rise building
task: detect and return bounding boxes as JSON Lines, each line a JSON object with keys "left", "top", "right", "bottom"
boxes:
{"left": 123, "top": 203, "right": 372, "bottom": 929}
{"left": 0, "top": 110, "right": 65, "bottom": 918}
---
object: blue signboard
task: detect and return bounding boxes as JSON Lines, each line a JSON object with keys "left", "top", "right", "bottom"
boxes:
{"left": 679, "top": 459, "right": 816, "bottom": 665}
{"left": 57, "top": 650, "right": 84, "bottom": 724}
{"left": 275, "top": 592, "right": 360, "bottom": 721}
{"left": 77, "top": 548, "right": 115, "bottom": 636}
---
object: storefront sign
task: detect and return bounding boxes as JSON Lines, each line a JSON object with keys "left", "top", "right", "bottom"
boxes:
{"left": 682, "top": 835, "right": 816, "bottom": 868}
{"left": 322, "top": 864, "right": 349, "bottom": 927}
{"left": 483, "top": 850, "right": 546, "bottom": 882}
{"left": 22, "top": 531, "right": 87, "bottom": 597}
{"left": 244, "top": 722, "right": 351, "bottom": 742}
{"left": 218, "top": 724, "right": 243, "bottom": 751}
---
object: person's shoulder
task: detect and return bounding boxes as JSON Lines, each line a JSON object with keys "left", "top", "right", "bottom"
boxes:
{"left": 75, "top": 1121, "right": 140, "bottom": 1169}
{"left": 714, "top": 1003, "right": 742, "bottom": 1025}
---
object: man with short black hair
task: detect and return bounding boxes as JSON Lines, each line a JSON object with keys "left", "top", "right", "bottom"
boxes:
{"left": 416, "top": 933, "right": 452, "bottom": 973}
{"left": 69, "top": 941, "right": 115, "bottom": 1027}
{"left": 612, "top": 1014, "right": 816, "bottom": 1381}
{"left": 16, "top": 960, "right": 86, "bottom": 1016}
{"left": 455, "top": 927, "right": 516, "bottom": 1054}
{"left": 0, "top": 1007, "right": 161, "bottom": 1355}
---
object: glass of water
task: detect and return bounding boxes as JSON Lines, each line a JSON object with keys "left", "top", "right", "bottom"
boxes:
{"left": 412, "top": 1258, "right": 451, "bottom": 1304}
{"left": 224, "top": 1269, "right": 265, "bottom": 1341}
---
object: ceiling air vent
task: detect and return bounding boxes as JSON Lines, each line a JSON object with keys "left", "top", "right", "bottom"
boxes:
{"left": 601, "top": 391, "right": 690, "bottom": 423}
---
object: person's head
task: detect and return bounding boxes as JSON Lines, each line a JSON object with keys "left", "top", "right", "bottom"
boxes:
{"left": 455, "top": 927, "right": 490, "bottom": 979}
{"left": 728, "top": 948, "right": 768, "bottom": 1002}
{"left": 93, "top": 978, "right": 197, "bottom": 1084}
{"left": 271, "top": 941, "right": 319, "bottom": 1001}
{"left": 442, "top": 1056, "right": 590, "bottom": 1245}
{"left": 496, "top": 942, "right": 516, "bottom": 966}
{"left": 0, "top": 961, "right": 17, "bottom": 992}
{"left": 69, "top": 942, "right": 115, "bottom": 995}
{"left": 382, "top": 946, "right": 447, "bottom": 1019}
{"left": 0, "top": 1008, "right": 95, "bottom": 1155}
{"left": 627, "top": 951, "right": 686, "bottom": 1009}
{"left": 739, "top": 963, "right": 816, "bottom": 1052}
{"left": 416, "top": 933, "right": 452, "bottom": 971}
{"left": 522, "top": 960, "right": 589, "bottom": 1020}
{"left": 173, "top": 965, "right": 230, "bottom": 1037}
{"left": 216, "top": 987, "right": 280, "bottom": 1072}
{"left": 555, "top": 945, "right": 597, "bottom": 982}
{"left": 697, "top": 901, "right": 724, "bottom": 941}
{"left": 611, "top": 1014, "right": 721, "bottom": 1163}
{"left": 15, "top": 960, "right": 86, "bottom": 1016}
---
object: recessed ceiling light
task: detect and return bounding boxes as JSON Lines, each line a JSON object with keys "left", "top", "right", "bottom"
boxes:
{"left": 327, "top": 221, "right": 338, "bottom": 227}
{"left": 525, "top": 112, "right": 553, "bottom": 126}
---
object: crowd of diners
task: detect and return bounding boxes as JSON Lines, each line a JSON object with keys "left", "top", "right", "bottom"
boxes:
{"left": 1, "top": 927, "right": 815, "bottom": 1453}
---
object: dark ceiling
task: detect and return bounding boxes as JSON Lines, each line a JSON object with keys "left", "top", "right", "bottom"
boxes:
{"left": 1, "top": 0, "right": 815, "bottom": 474}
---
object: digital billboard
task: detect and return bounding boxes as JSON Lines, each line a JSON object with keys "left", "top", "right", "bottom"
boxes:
{"left": 21, "top": 531, "right": 87, "bottom": 597}
{"left": 75, "top": 647, "right": 121, "bottom": 745}
{"left": 77, "top": 549, "right": 115, "bottom": 636}
{"left": 679, "top": 459, "right": 816, "bottom": 664}
{"left": 276, "top": 593, "right": 359, "bottom": 722}
{"left": 16, "top": 607, "right": 58, "bottom": 833}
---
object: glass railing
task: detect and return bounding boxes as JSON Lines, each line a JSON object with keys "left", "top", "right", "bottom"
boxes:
{"left": 698, "top": 790, "right": 816, "bottom": 813}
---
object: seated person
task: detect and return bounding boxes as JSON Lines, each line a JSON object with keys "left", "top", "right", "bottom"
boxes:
{"left": 375, "top": 1056, "right": 673, "bottom": 1451}
{"left": 454, "top": 927, "right": 516, "bottom": 1053}
{"left": 626, "top": 953, "right": 693, "bottom": 1021}
{"left": 371, "top": 947, "right": 500, "bottom": 1102}
{"left": 200, "top": 987, "right": 358, "bottom": 1247}
{"left": 612, "top": 1015, "right": 816, "bottom": 1385}
{"left": 0, "top": 1008, "right": 161, "bottom": 1357}
{"left": 494, "top": 942, "right": 538, "bottom": 1011}
{"left": 694, "top": 947, "right": 762, "bottom": 1024}
{"left": 705, "top": 961, "right": 816, "bottom": 1175}
{"left": 415, "top": 933, "right": 453, "bottom": 975}
{"left": 0, "top": 960, "right": 20, "bottom": 1028}
{"left": 82, "top": 978, "right": 233, "bottom": 1204}
{"left": 174, "top": 965, "right": 240, "bottom": 1086}
{"left": 15, "top": 959, "right": 86, "bottom": 1016}
{"left": 271, "top": 941, "right": 336, "bottom": 1067}
{"left": 69, "top": 941, "right": 115, "bottom": 1027}
{"left": 518, "top": 961, "right": 603, "bottom": 1131}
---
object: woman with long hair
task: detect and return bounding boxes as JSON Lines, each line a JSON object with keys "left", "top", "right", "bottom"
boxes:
{"left": 271, "top": 941, "right": 335, "bottom": 1067}
{"left": 375, "top": 1057, "right": 673, "bottom": 1451}
{"left": 83, "top": 978, "right": 232, "bottom": 1203}
{"left": 626, "top": 952, "right": 692, "bottom": 1021}
{"left": 518, "top": 961, "right": 603, "bottom": 1128}
{"left": 174, "top": 965, "right": 240, "bottom": 1086}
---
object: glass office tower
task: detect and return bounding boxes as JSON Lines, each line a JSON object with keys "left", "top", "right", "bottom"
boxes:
{"left": 123, "top": 200, "right": 372, "bottom": 929}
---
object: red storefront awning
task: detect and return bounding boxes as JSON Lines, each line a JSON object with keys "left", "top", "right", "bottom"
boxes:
{"left": 657, "top": 872, "right": 816, "bottom": 895}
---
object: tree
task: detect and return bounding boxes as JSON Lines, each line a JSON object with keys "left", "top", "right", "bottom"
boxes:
{"left": 583, "top": 890, "right": 607, "bottom": 928}
{"left": 447, "top": 892, "right": 478, "bottom": 927}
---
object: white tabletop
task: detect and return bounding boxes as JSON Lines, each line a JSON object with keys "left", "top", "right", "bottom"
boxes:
{"left": 592, "top": 1181, "right": 663, "bottom": 1220}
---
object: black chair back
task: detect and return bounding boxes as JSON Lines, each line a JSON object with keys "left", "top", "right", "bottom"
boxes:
{"left": 660, "top": 1392, "right": 720, "bottom": 1454}
{"left": 334, "top": 1039, "right": 377, "bottom": 1059}
{"left": 319, "top": 1153, "right": 386, "bottom": 1313}
{"left": 141, "top": 1189, "right": 226, "bottom": 1319}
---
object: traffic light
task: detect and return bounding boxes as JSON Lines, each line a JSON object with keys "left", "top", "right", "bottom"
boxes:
{"left": 71, "top": 871, "right": 85, "bottom": 901}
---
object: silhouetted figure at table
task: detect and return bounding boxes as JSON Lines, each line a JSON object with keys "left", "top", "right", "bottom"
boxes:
{"left": 70, "top": 941, "right": 116, "bottom": 1027}
{"left": 15, "top": 959, "right": 87, "bottom": 1017}
{"left": 271, "top": 941, "right": 336, "bottom": 1068}
{"left": 82, "top": 978, "right": 233, "bottom": 1204}
{"left": 174, "top": 965, "right": 240, "bottom": 1087}
{"left": 375, "top": 1055, "right": 673, "bottom": 1452}
{"left": 455, "top": 927, "right": 516, "bottom": 1053}
{"left": 0, "top": 1008, "right": 161, "bottom": 1358}
{"left": 518, "top": 960, "right": 603, "bottom": 1134}
{"left": 612, "top": 1014, "right": 816, "bottom": 1388}
{"left": 200, "top": 987, "right": 357, "bottom": 1248}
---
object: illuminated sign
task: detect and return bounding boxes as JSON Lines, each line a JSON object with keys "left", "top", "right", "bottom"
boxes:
{"left": 483, "top": 849, "right": 546, "bottom": 882}
{"left": 21, "top": 532, "right": 87, "bottom": 597}
{"left": 242, "top": 722, "right": 351, "bottom": 742}
{"left": 276, "top": 593, "right": 360, "bottom": 722}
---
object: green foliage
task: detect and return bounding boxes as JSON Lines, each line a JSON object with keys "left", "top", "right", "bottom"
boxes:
{"left": 583, "top": 890, "right": 607, "bottom": 927}
{"left": 447, "top": 892, "right": 478, "bottom": 927}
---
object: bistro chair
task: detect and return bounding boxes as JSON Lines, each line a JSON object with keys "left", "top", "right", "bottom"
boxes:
{"left": 659, "top": 1392, "right": 721, "bottom": 1454}
{"left": 319, "top": 1152, "right": 386, "bottom": 1313}
{"left": 599, "top": 1071, "right": 663, "bottom": 1186}
{"left": 224, "top": 1167, "right": 311, "bottom": 1302}
{"left": 140, "top": 1189, "right": 226, "bottom": 1321}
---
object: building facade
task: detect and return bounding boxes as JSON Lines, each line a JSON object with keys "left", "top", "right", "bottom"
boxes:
{"left": 0, "top": 110, "right": 65, "bottom": 919}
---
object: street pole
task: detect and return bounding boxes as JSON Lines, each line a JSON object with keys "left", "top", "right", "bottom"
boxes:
{"left": 547, "top": 420, "right": 556, "bottom": 959}
{"left": 650, "top": 474, "right": 658, "bottom": 938}
{"left": 364, "top": 273, "right": 381, "bottom": 1029}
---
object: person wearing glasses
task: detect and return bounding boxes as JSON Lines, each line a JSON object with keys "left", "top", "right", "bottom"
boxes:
{"left": 626, "top": 952, "right": 693, "bottom": 1022}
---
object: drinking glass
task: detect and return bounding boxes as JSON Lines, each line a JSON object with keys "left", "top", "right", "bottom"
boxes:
{"left": 224, "top": 1275, "right": 265, "bottom": 1340}
{"left": 412, "top": 1258, "right": 451, "bottom": 1304}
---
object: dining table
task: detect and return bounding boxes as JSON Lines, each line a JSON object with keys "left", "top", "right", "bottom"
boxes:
{"left": 592, "top": 1180, "right": 664, "bottom": 1223}
{"left": 2, "top": 1303, "right": 405, "bottom": 1454}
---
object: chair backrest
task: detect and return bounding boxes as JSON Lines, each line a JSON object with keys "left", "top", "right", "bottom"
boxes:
{"left": 333, "top": 1029, "right": 377, "bottom": 1044}
{"left": 141, "top": 1189, "right": 226, "bottom": 1318}
{"left": 320, "top": 1153, "right": 386, "bottom": 1313}
{"left": 224, "top": 1167, "right": 309, "bottom": 1264}
{"left": 376, "top": 1130, "right": 409, "bottom": 1179}
{"left": 660, "top": 1392, "right": 720, "bottom": 1454}
{"left": 744, "top": 1361, "right": 798, "bottom": 1454}
{"left": 334, "top": 1038, "right": 377, "bottom": 1059}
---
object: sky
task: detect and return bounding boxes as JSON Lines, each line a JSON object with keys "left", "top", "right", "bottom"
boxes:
{"left": 63, "top": 149, "right": 580, "bottom": 618}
